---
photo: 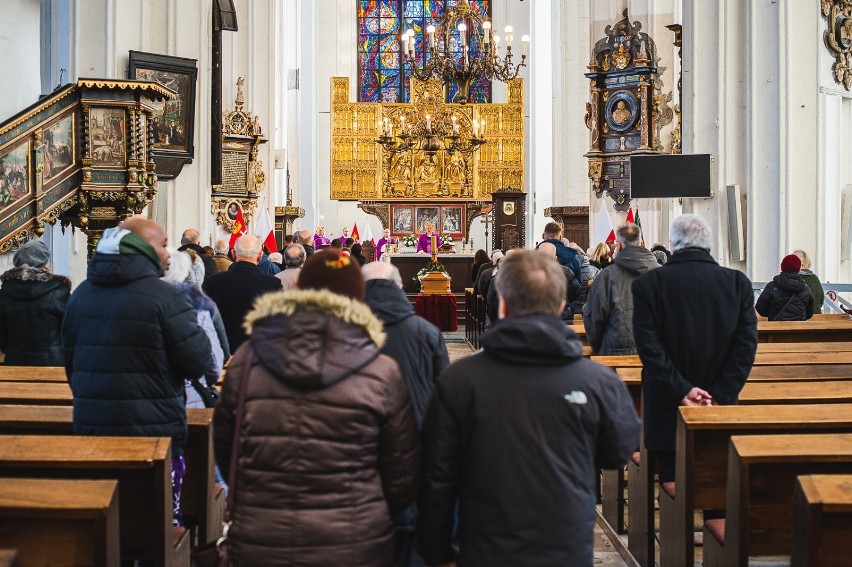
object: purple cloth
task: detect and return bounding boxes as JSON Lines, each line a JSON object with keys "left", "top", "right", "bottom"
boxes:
{"left": 417, "top": 233, "right": 437, "bottom": 253}
{"left": 376, "top": 237, "right": 395, "bottom": 260}
{"left": 313, "top": 234, "right": 330, "bottom": 249}
{"left": 171, "top": 454, "right": 186, "bottom": 527}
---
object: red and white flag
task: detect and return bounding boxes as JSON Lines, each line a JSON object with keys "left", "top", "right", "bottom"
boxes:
{"left": 591, "top": 199, "right": 615, "bottom": 245}
{"left": 229, "top": 205, "right": 247, "bottom": 248}
{"left": 351, "top": 223, "right": 360, "bottom": 242}
{"left": 362, "top": 221, "right": 375, "bottom": 245}
{"left": 253, "top": 198, "right": 278, "bottom": 252}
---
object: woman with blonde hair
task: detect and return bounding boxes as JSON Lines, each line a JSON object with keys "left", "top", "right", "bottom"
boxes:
{"left": 793, "top": 249, "right": 825, "bottom": 313}
{"left": 590, "top": 242, "right": 612, "bottom": 270}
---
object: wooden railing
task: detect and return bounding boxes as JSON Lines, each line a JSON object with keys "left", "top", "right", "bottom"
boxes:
{"left": 465, "top": 288, "right": 487, "bottom": 350}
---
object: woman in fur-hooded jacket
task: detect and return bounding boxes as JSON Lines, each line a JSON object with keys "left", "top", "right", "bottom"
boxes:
{"left": 0, "top": 240, "right": 71, "bottom": 365}
{"left": 213, "top": 250, "right": 420, "bottom": 567}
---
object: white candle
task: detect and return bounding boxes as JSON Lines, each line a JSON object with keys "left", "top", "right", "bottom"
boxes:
{"left": 458, "top": 22, "right": 467, "bottom": 47}
{"left": 493, "top": 34, "right": 500, "bottom": 55}
{"left": 427, "top": 25, "right": 436, "bottom": 49}
{"left": 452, "top": 115, "right": 459, "bottom": 134}
{"left": 522, "top": 35, "right": 530, "bottom": 57}
{"left": 473, "top": 119, "right": 479, "bottom": 137}
{"left": 483, "top": 21, "right": 491, "bottom": 44}
{"left": 400, "top": 115, "right": 405, "bottom": 133}
{"left": 426, "top": 114, "right": 431, "bottom": 131}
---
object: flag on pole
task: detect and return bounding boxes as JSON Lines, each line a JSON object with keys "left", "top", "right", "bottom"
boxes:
{"left": 626, "top": 208, "right": 635, "bottom": 224}
{"left": 229, "top": 205, "right": 247, "bottom": 248}
{"left": 351, "top": 223, "right": 360, "bottom": 241}
{"left": 362, "top": 221, "right": 375, "bottom": 245}
{"left": 591, "top": 199, "right": 615, "bottom": 245}
{"left": 253, "top": 198, "right": 278, "bottom": 252}
{"left": 634, "top": 205, "right": 642, "bottom": 229}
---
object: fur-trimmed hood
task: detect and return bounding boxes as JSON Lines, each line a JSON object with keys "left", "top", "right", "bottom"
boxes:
{"left": 243, "top": 289, "right": 387, "bottom": 390}
{"left": 0, "top": 265, "right": 71, "bottom": 299}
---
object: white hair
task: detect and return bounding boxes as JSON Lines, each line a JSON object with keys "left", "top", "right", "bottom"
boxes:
{"left": 162, "top": 248, "right": 192, "bottom": 285}
{"left": 234, "top": 234, "right": 262, "bottom": 259}
{"left": 670, "top": 214, "right": 712, "bottom": 253}
{"left": 362, "top": 261, "right": 403, "bottom": 287}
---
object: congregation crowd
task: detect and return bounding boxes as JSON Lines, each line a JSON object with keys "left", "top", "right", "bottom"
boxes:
{"left": 0, "top": 212, "right": 829, "bottom": 566}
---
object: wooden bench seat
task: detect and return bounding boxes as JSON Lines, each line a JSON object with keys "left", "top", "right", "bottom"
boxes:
{"left": 616, "top": 364, "right": 852, "bottom": 384}
{"left": 595, "top": 351, "right": 852, "bottom": 368}
{"left": 0, "top": 405, "right": 221, "bottom": 544}
{"left": 703, "top": 433, "right": 852, "bottom": 567}
{"left": 0, "top": 366, "right": 66, "bottom": 383}
{"left": 657, "top": 405, "right": 852, "bottom": 567}
{"left": 0, "top": 435, "right": 188, "bottom": 566}
{"left": 0, "top": 382, "right": 72, "bottom": 405}
{"left": 792, "top": 474, "right": 852, "bottom": 567}
{"left": 0, "top": 478, "right": 120, "bottom": 566}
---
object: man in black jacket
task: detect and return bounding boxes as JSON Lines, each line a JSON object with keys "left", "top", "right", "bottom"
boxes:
{"left": 62, "top": 215, "right": 213, "bottom": 526}
{"left": 418, "top": 250, "right": 640, "bottom": 567}
{"left": 632, "top": 214, "right": 758, "bottom": 485}
{"left": 178, "top": 227, "right": 217, "bottom": 285}
{"left": 204, "top": 234, "right": 281, "bottom": 350}
{"left": 362, "top": 261, "right": 449, "bottom": 567}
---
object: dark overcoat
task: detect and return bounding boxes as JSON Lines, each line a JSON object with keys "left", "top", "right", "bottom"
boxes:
{"left": 632, "top": 248, "right": 757, "bottom": 452}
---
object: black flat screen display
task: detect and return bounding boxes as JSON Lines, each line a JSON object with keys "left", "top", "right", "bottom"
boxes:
{"left": 629, "top": 154, "right": 712, "bottom": 198}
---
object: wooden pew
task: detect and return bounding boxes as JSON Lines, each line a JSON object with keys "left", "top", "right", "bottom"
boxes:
{"left": 702, "top": 433, "right": 852, "bottom": 567}
{"left": 657, "top": 405, "right": 852, "bottom": 567}
{"left": 0, "top": 366, "right": 66, "bottom": 383}
{"left": 0, "top": 435, "right": 188, "bottom": 566}
{"left": 0, "top": 478, "right": 120, "bottom": 566}
{"left": 759, "top": 320, "right": 852, "bottom": 342}
{"left": 0, "top": 382, "right": 72, "bottom": 405}
{"left": 618, "top": 364, "right": 852, "bottom": 384}
{"left": 594, "top": 351, "right": 852, "bottom": 368}
{"left": 792, "top": 474, "right": 852, "bottom": 567}
{"left": 0, "top": 405, "right": 221, "bottom": 544}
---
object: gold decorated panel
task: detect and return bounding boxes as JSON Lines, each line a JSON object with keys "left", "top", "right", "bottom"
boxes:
{"left": 330, "top": 76, "right": 524, "bottom": 201}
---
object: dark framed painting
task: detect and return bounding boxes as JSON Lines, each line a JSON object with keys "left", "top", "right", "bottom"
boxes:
{"left": 43, "top": 112, "right": 74, "bottom": 182}
{"left": 440, "top": 205, "right": 464, "bottom": 237}
{"left": 391, "top": 205, "right": 414, "bottom": 235}
{"left": 415, "top": 206, "right": 440, "bottom": 233}
{"left": 129, "top": 50, "right": 198, "bottom": 179}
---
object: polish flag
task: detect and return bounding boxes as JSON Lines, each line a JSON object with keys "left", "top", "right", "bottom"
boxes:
{"left": 591, "top": 199, "right": 615, "bottom": 245}
{"left": 253, "top": 199, "right": 278, "bottom": 252}
{"left": 229, "top": 205, "right": 247, "bottom": 248}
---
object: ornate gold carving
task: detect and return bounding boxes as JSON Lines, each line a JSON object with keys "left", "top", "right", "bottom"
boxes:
{"left": 612, "top": 42, "right": 631, "bottom": 69}
{"left": 823, "top": 1, "right": 852, "bottom": 90}
{"left": 76, "top": 79, "right": 175, "bottom": 100}
{"left": 330, "top": 76, "right": 524, "bottom": 201}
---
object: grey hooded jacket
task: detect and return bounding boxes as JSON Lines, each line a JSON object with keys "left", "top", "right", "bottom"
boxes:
{"left": 583, "top": 245, "right": 659, "bottom": 355}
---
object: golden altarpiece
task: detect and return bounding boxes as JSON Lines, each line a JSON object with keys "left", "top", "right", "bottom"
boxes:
{"left": 330, "top": 76, "right": 524, "bottom": 238}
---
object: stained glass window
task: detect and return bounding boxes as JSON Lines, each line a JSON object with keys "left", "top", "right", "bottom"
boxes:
{"left": 357, "top": 0, "right": 492, "bottom": 103}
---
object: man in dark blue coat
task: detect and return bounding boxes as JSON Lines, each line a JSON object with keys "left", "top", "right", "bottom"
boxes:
{"left": 62, "top": 215, "right": 213, "bottom": 526}
{"left": 204, "top": 234, "right": 282, "bottom": 350}
{"left": 418, "top": 250, "right": 639, "bottom": 567}
{"left": 540, "top": 221, "right": 581, "bottom": 281}
{"left": 362, "top": 261, "right": 449, "bottom": 567}
{"left": 632, "top": 214, "right": 757, "bottom": 485}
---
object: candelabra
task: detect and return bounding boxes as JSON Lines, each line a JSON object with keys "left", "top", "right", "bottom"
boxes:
{"left": 401, "top": 0, "right": 529, "bottom": 104}
{"left": 376, "top": 111, "right": 486, "bottom": 158}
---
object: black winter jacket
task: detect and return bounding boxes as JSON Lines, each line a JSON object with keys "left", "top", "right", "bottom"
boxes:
{"left": 755, "top": 272, "right": 815, "bottom": 321}
{"left": 0, "top": 266, "right": 71, "bottom": 365}
{"left": 418, "top": 314, "right": 640, "bottom": 566}
{"left": 62, "top": 253, "right": 212, "bottom": 453}
{"left": 633, "top": 248, "right": 757, "bottom": 452}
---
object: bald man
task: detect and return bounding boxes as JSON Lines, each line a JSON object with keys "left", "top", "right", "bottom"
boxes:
{"left": 62, "top": 215, "right": 213, "bottom": 526}
{"left": 204, "top": 234, "right": 282, "bottom": 350}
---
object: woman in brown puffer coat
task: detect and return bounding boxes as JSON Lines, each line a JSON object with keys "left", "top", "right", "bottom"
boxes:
{"left": 213, "top": 250, "right": 420, "bottom": 567}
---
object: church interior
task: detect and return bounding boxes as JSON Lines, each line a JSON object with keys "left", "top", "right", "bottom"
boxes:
{"left": 3, "top": 1, "right": 852, "bottom": 566}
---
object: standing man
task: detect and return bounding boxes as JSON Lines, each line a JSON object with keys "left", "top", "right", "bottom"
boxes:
{"left": 362, "top": 261, "right": 450, "bottom": 567}
{"left": 540, "top": 222, "right": 581, "bottom": 282}
{"left": 418, "top": 250, "right": 640, "bottom": 566}
{"left": 178, "top": 227, "right": 217, "bottom": 285}
{"left": 313, "top": 226, "right": 330, "bottom": 249}
{"left": 63, "top": 216, "right": 213, "bottom": 526}
{"left": 376, "top": 228, "right": 395, "bottom": 262}
{"left": 212, "top": 239, "right": 232, "bottom": 272}
{"left": 275, "top": 243, "right": 306, "bottom": 291}
{"left": 204, "top": 234, "right": 281, "bottom": 351}
{"left": 296, "top": 229, "right": 316, "bottom": 258}
{"left": 632, "top": 214, "right": 757, "bottom": 485}
{"left": 583, "top": 223, "right": 658, "bottom": 354}
{"left": 417, "top": 224, "right": 438, "bottom": 254}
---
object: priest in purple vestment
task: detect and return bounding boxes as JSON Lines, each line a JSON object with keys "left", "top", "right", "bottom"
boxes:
{"left": 313, "top": 226, "right": 331, "bottom": 249}
{"left": 417, "top": 224, "right": 439, "bottom": 254}
{"left": 376, "top": 228, "right": 396, "bottom": 261}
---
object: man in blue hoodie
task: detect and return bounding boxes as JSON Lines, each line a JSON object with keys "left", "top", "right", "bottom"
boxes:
{"left": 63, "top": 215, "right": 212, "bottom": 527}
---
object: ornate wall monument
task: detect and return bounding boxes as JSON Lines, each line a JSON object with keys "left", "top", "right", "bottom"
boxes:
{"left": 822, "top": 0, "right": 852, "bottom": 90}
{"left": 584, "top": 10, "right": 669, "bottom": 211}
{"left": 211, "top": 78, "right": 267, "bottom": 232}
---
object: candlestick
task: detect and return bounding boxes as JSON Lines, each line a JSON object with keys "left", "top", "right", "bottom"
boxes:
{"left": 427, "top": 25, "right": 436, "bottom": 49}
{"left": 483, "top": 21, "right": 491, "bottom": 44}
{"left": 458, "top": 22, "right": 467, "bottom": 47}
{"left": 426, "top": 114, "right": 432, "bottom": 132}
{"left": 522, "top": 35, "right": 530, "bottom": 57}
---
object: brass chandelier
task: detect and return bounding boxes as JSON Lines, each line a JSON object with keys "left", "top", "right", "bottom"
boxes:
{"left": 402, "top": 0, "right": 529, "bottom": 104}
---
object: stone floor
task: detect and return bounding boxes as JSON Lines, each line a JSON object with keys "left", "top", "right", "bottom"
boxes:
{"left": 442, "top": 331, "right": 631, "bottom": 566}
